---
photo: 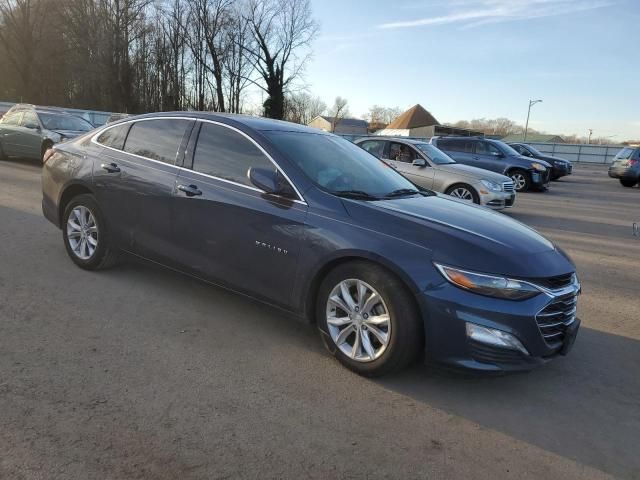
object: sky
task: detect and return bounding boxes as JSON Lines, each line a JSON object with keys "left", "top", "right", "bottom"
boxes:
{"left": 301, "top": 0, "right": 640, "bottom": 140}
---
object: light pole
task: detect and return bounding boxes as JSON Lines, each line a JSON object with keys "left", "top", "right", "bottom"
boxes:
{"left": 587, "top": 129, "right": 593, "bottom": 144}
{"left": 523, "top": 99, "right": 542, "bottom": 142}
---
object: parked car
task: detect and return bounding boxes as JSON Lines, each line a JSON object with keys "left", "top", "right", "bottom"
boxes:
{"left": 430, "top": 136, "right": 552, "bottom": 192}
{"left": 608, "top": 146, "right": 640, "bottom": 187}
{"left": 509, "top": 143, "right": 572, "bottom": 180}
{"left": 42, "top": 113, "right": 581, "bottom": 376}
{"left": 0, "top": 104, "right": 94, "bottom": 162}
{"left": 355, "top": 137, "right": 516, "bottom": 210}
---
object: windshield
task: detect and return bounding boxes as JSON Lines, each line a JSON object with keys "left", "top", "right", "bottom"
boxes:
{"left": 523, "top": 144, "right": 543, "bottom": 156}
{"left": 39, "top": 113, "right": 93, "bottom": 132}
{"left": 415, "top": 143, "right": 456, "bottom": 164}
{"left": 615, "top": 148, "right": 634, "bottom": 160}
{"left": 491, "top": 140, "right": 521, "bottom": 156}
{"left": 265, "top": 132, "right": 419, "bottom": 199}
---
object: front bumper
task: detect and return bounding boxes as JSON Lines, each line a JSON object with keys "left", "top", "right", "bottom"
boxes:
{"left": 479, "top": 190, "right": 516, "bottom": 210}
{"left": 552, "top": 163, "right": 571, "bottom": 178}
{"left": 418, "top": 279, "right": 580, "bottom": 373}
{"left": 530, "top": 170, "right": 551, "bottom": 190}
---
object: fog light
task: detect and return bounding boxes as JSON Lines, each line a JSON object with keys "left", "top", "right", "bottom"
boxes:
{"left": 466, "top": 323, "right": 529, "bottom": 355}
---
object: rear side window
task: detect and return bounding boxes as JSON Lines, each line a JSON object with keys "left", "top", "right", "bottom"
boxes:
{"left": 97, "top": 124, "right": 131, "bottom": 150}
{"left": 192, "top": 122, "right": 275, "bottom": 186}
{"left": 440, "top": 139, "right": 472, "bottom": 153}
{"left": 124, "top": 119, "right": 190, "bottom": 164}
{"left": 359, "top": 140, "right": 384, "bottom": 157}
{"left": 1, "top": 111, "right": 22, "bottom": 126}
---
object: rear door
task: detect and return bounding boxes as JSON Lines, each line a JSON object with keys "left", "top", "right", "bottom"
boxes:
{"left": 172, "top": 121, "right": 307, "bottom": 307}
{"left": 471, "top": 140, "right": 505, "bottom": 173}
{"left": 437, "top": 138, "right": 475, "bottom": 165}
{"left": 93, "top": 118, "right": 193, "bottom": 263}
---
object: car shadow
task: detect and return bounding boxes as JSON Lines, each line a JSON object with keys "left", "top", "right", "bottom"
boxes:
{"left": 375, "top": 327, "right": 640, "bottom": 479}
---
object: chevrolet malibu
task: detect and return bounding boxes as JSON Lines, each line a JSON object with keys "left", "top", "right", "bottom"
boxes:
{"left": 42, "top": 113, "right": 581, "bottom": 376}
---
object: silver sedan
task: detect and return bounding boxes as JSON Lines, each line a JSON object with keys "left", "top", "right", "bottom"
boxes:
{"left": 355, "top": 137, "right": 516, "bottom": 210}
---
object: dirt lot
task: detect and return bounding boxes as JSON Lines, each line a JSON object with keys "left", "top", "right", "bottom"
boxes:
{"left": 0, "top": 160, "right": 638, "bottom": 479}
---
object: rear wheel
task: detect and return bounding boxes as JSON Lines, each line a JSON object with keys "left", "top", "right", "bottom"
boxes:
{"left": 509, "top": 170, "right": 530, "bottom": 192}
{"left": 445, "top": 184, "right": 480, "bottom": 204}
{"left": 620, "top": 178, "right": 638, "bottom": 188}
{"left": 316, "top": 261, "right": 423, "bottom": 377}
{"left": 62, "top": 194, "right": 119, "bottom": 270}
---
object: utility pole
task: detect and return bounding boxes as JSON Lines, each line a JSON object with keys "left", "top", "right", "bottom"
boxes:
{"left": 587, "top": 129, "right": 593, "bottom": 144}
{"left": 524, "top": 99, "right": 543, "bottom": 142}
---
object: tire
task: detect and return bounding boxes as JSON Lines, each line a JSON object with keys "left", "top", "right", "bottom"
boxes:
{"left": 509, "top": 169, "right": 531, "bottom": 192}
{"left": 41, "top": 140, "right": 53, "bottom": 163}
{"left": 316, "top": 261, "right": 423, "bottom": 377}
{"left": 445, "top": 184, "right": 480, "bottom": 204}
{"left": 620, "top": 178, "right": 638, "bottom": 188}
{"left": 0, "top": 142, "right": 6, "bottom": 161}
{"left": 62, "top": 194, "right": 119, "bottom": 270}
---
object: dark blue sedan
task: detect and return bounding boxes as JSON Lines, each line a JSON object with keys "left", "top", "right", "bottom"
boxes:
{"left": 41, "top": 113, "right": 581, "bottom": 376}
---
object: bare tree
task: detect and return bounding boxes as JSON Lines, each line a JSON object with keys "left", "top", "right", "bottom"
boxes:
{"left": 364, "top": 105, "right": 402, "bottom": 125}
{"left": 284, "top": 91, "right": 325, "bottom": 124}
{"left": 242, "top": 0, "right": 318, "bottom": 119}
{"left": 329, "top": 96, "right": 348, "bottom": 132}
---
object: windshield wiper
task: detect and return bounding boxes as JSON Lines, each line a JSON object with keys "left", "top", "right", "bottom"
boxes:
{"left": 332, "top": 190, "right": 380, "bottom": 200}
{"left": 383, "top": 188, "right": 421, "bottom": 199}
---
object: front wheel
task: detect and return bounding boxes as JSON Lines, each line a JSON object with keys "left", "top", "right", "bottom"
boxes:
{"left": 620, "top": 178, "right": 638, "bottom": 188}
{"left": 62, "top": 194, "right": 119, "bottom": 270}
{"left": 316, "top": 261, "right": 423, "bottom": 377}
{"left": 509, "top": 170, "right": 531, "bottom": 192}
{"left": 445, "top": 184, "right": 480, "bottom": 204}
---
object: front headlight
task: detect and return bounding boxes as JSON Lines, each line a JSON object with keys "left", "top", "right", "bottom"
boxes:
{"left": 531, "top": 162, "right": 547, "bottom": 172}
{"left": 434, "top": 263, "right": 541, "bottom": 300}
{"left": 480, "top": 179, "right": 502, "bottom": 192}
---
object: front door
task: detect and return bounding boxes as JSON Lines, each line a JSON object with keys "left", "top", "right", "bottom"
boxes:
{"left": 172, "top": 121, "right": 307, "bottom": 308}
{"left": 388, "top": 143, "right": 435, "bottom": 189}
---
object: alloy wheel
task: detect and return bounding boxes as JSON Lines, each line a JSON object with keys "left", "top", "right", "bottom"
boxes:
{"left": 511, "top": 173, "right": 527, "bottom": 191}
{"left": 449, "top": 187, "right": 474, "bottom": 201}
{"left": 325, "top": 279, "right": 391, "bottom": 362}
{"left": 66, "top": 206, "right": 99, "bottom": 260}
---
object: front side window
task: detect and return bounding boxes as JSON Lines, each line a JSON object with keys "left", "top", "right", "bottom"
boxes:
{"left": 192, "top": 122, "right": 275, "bottom": 186}
{"left": 389, "top": 142, "right": 417, "bottom": 163}
{"left": 39, "top": 113, "right": 93, "bottom": 132}
{"left": 265, "top": 131, "right": 418, "bottom": 198}
{"left": 124, "top": 119, "right": 190, "bottom": 164}
{"left": 1, "top": 111, "right": 22, "bottom": 126}
{"left": 20, "top": 111, "right": 39, "bottom": 128}
{"left": 97, "top": 124, "right": 130, "bottom": 150}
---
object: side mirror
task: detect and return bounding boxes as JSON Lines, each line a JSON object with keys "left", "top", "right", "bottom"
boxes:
{"left": 412, "top": 158, "right": 427, "bottom": 167}
{"left": 249, "top": 167, "right": 295, "bottom": 198}
{"left": 24, "top": 122, "right": 40, "bottom": 130}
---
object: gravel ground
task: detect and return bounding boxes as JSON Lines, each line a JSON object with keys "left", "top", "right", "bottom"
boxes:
{"left": 0, "top": 160, "right": 638, "bottom": 479}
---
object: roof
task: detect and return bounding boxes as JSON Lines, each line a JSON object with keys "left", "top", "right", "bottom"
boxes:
{"left": 356, "top": 136, "right": 429, "bottom": 145}
{"left": 501, "top": 133, "right": 565, "bottom": 143}
{"left": 386, "top": 104, "right": 439, "bottom": 129}
{"left": 319, "top": 116, "right": 368, "bottom": 128}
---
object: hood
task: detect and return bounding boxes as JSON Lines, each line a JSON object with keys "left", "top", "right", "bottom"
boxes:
{"left": 435, "top": 163, "right": 511, "bottom": 183}
{"left": 343, "top": 194, "right": 574, "bottom": 278}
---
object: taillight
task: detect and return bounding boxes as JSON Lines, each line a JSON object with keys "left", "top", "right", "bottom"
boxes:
{"left": 43, "top": 148, "right": 55, "bottom": 164}
{"left": 629, "top": 159, "right": 639, "bottom": 166}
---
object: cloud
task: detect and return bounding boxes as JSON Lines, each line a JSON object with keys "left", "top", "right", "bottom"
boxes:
{"left": 378, "top": 0, "right": 613, "bottom": 29}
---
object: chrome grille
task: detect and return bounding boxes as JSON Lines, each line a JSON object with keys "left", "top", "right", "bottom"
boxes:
{"left": 502, "top": 182, "right": 515, "bottom": 193}
{"left": 536, "top": 293, "right": 578, "bottom": 346}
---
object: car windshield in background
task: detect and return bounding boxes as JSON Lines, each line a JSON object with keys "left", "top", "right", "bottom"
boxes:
{"left": 265, "top": 132, "right": 418, "bottom": 199}
{"left": 524, "top": 144, "right": 544, "bottom": 156}
{"left": 492, "top": 141, "right": 521, "bottom": 156}
{"left": 615, "top": 148, "right": 634, "bottom": 160}
{"left": 39, "top": 113, "right": 93, "bottom": 132}
{"left": 415, "top": 143, "right": 456, "bottom": 164}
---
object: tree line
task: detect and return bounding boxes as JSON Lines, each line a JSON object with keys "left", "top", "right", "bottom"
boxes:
{"left": 0, "top": 0, "right": 319, "bottom": 120}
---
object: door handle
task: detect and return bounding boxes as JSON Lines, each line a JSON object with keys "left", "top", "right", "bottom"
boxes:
{"left": 101, "top": 162, "right": 120, "bottom": 173}
{"left": 177, "top": 184, "right": 202, "bottom": 197}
